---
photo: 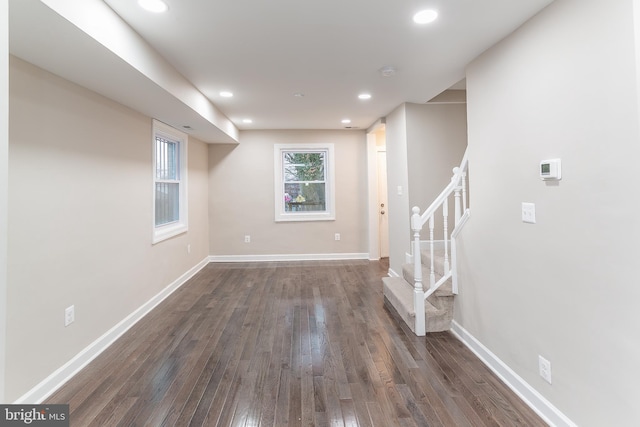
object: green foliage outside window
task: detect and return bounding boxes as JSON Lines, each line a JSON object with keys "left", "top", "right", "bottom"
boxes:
{"left": 283, "top": 151, "right": 326, "bottom": 211}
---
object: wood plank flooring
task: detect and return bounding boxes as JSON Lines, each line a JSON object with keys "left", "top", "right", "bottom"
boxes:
{"left": 47, "top": 260, "right": 547, "bottom": 426}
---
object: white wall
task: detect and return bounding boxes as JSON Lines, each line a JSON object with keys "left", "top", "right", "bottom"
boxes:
{"left": 384, "top": 105, "right": 410, "bottom": 276}
{"left": 406, "top": 103, "right": 467, "bottom": 224}
{"left": 7, "top": 57, "right": 211, "bottom": 401}
{"left": 0, "top": 0, "right": 8, "bottom": 403}
{"left": 459, "top": 0, "right": 640, "bottom": 424}
{"left": 384, "top": 102, "right": 468, "bottom": 276}
{"left": 208, "top": 130, "right": 368, "bottom": 258}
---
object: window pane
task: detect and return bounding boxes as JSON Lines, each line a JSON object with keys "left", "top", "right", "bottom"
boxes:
{"left": 155, "top": 182, "right": 179, "bottom": 225}
{"left": 283, "top": 152, "right": 325, "bottom": 182}
{"left": 284, "top": 182, "right": 326, "bottom": 212}
{"left": 155, "top": 137, "right": 179, "bottom": 180}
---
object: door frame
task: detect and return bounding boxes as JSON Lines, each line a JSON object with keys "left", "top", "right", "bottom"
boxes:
{"left": 366, "top": 120, "right": 386, "bottom": 260}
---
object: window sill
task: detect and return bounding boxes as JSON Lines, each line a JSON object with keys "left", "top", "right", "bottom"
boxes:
{"left": 275, "top": 213, "right": 335, "bottom": 222}
{"left": 153, "top": 222, "right": 188, "bottom": 244}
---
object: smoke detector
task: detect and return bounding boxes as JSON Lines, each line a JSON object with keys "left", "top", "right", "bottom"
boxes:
{"left": 379, "top": 66, "right": 397, "bottom": 77}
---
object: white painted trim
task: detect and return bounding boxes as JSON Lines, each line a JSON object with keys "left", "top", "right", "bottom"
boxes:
{"left": 388, "top": 268, "right": 400, "bottom": 278}
{"left": 0, "top": 0, "right": 8, "bottom": 403}
{"left": 209, "top": 253, "right": 369, "bottom": 263}
{"left": 451, "top": 209, "right": 470, "bottom": 294}
{"left": 366, "top": 131, "right": 380, "bottom": 260}
{"left": 152, "top": 120, "right": 189, "bottom": 244}
{"left": 450, "top": 321, "right": 577, "bottom": 427}
{"left": 273, "top": 143, "right": 336, "bottom": 222}
{"left": 14, "top": 257, "right": 210, "bottom": 404}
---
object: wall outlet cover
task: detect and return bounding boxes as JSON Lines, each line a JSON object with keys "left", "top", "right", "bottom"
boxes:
{"left": 65, "top": 305, "right": 75, "bottom": 327}
{"left": 522, "top": 202, "right": 536, "bottom": 224}
{"left": 539, "top": 355, "right": 552, "bottom": 384}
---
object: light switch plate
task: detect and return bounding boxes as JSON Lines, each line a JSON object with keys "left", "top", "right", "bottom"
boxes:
{"left": 522, "top": 202, "right": 536, "bottom": 224}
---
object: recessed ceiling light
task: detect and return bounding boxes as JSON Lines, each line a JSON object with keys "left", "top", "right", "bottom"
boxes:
{"left": 358, "top": 93, "right": 372, "bottom": 100}
{"left": 138, "top": 0, "right": 168, "bottom": 13}
{"left": 413, "top": 9, "right": 438, "bottom": 24}
{"left": 341, "top": 119, "right": 351, "bottom": 124}
{"left": 242, "top": 119, "right": 253, "bottom": 124}
{"left": 220, "top": 91, "right": 233, "bottom": 98}
{"left": 293, "top": 93, "right": 305, "bottom": 98}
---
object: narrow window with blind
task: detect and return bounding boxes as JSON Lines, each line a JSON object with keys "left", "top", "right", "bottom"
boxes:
{"left": 152, "top": 120, "right": 188, "bottom": 243}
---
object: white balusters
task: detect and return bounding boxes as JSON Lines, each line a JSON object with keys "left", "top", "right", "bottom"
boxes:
{"left": 406, "top": 149, "right": 469, "bottom": 336}
{"left": 411, "top": 207, "right": 425, "bottom": 336}
{"left": 428, "top": 215, "right": 435, "bottom": 290}
{"left": 443, "top": 198, "right": 450, "bottom": 274}
{"left": 462, "top": 170, "right": 467, "bottom": 212}
{"left": 453, "top": 167, "right": 462, "bottom": 226}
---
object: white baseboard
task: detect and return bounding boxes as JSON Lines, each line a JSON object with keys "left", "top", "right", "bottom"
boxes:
{"left": 209, "top": 252, "right": 369, "bottom": 263}
{"left": 388, "top": 268, "right": 400, "bottom": 278}
{"left": 450, "top": 321, "right": 577, "bottom": 427}
{"left": 14, "top": 256, "right": 211, "bottom": 404}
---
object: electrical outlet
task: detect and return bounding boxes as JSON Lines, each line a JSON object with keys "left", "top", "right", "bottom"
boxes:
{"left": 244, "top": 235, "right": 251, "bottom": 243}
{"left": 65, "top": 305, "right": 75, "bottom": 327}
{"left": 335, "top": 233, "right": 341, "bottom": 241}
{"left": 539, "top": 355, "right": 552, "bottom": 384}
{"left": 522, "top": 202, "right": 536, "bottom": 224}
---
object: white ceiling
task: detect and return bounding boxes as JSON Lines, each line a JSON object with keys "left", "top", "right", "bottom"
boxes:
{"left": 9, "top": 0, "right": 555, "bottom": 141}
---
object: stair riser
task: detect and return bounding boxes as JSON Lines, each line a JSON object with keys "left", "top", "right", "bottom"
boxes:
{"left": 401, "top": 264, "right": 453, "bottom": 296}
{"left": 420, "top": 252, "right": 447, "bottom": 277}
{"left": 382, "top": 276, "right": 454, "bottom": 334}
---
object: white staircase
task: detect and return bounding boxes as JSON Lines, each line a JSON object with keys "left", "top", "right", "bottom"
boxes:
{"left": 383, "top": 151, "right": 469, "bottom": 336}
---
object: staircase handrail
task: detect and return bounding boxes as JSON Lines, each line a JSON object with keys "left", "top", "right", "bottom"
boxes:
{"left": 418, "top": 149, "right": 468, "bottom": 229}
{"left": 410, "top": 148, "right": 468, "bottom": 336}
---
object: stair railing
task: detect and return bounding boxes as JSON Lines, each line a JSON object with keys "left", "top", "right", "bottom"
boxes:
{"left": 411, "top": 149, "right": 469, "bottom": 336}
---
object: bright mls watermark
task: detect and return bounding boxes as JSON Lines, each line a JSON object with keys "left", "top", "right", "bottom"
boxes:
{"left": 0, "top": 405, "right": 68, "bottom": 426}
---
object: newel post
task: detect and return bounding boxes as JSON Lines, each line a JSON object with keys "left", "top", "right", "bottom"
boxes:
{"left": 411, "top": 207, "right": 426, "bottom": 336}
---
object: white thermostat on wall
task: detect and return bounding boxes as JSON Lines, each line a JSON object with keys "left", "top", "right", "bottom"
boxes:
{"left": 540, "top": 158, "right": 561, "bottom": 180}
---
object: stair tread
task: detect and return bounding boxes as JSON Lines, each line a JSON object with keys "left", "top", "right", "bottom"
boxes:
{"left": 401, "top": 263, "right": 453, "bottom": 296}
{"left": 383, "top": 276, "right": 453, "bottom": 333}
{"left": 382, "top": 277, "right": 447, "bottom": 317}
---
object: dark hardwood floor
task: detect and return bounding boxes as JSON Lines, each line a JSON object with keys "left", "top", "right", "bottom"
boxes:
{"left": 47, "top": 260, "right": 547, "bottom": 426}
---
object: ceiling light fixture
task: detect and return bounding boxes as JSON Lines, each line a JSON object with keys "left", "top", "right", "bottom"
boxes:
{"left": 358, "top": 93, "right": 372, "bottom": 100}
{"left": 138, "top": 0, "right": 168, "bottom": 13}
{"left": 413, "top": 9, "right": 438, "bottom": 24}
{"left": 242, "top": 119, "right": 253, "bottom": 124}
{"left": 293, "top": 93, "right": 305, "bottom": 98}
{"left": 341, "top": 119, "right": 351, "bottom": 124}
{"left": 219, "top": 91, "right": 233, "bottom": 98}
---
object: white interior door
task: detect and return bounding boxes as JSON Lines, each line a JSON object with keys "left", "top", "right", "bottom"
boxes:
{"left": 377, "top": 149, "right": 389, "bottom": 258}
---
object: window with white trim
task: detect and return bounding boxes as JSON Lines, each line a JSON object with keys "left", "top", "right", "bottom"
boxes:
{"left": 274, "top": 143, "right": 335, "bottom": 222}
{"left": 153, "top": 120, "right": 188, "bottom": 243}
